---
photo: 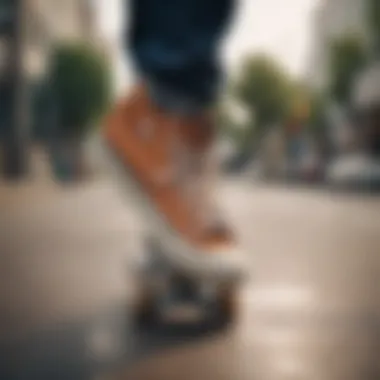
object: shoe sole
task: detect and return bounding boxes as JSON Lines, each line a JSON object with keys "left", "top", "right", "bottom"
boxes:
{"left": 91, "top": 133, "right": 248, "bottom": 284}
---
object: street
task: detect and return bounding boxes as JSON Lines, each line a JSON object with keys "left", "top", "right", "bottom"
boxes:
{"left": 0, "top": 177, "right": 379, "bottom": 379}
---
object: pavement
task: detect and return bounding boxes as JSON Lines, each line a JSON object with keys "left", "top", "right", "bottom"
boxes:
{"left": 0, "top": 176, "right": 380, "bottom": 380}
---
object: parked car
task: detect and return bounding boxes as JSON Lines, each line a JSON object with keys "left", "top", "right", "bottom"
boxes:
{"left": 326, "top": 154, "right": 380, "bottom": 191}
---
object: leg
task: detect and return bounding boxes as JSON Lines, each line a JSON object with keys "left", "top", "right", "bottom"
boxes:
{"left": 102, "top": 0, "right": 246, "bottom": 282}
{"left": 128, "top": 0, "right": 235, "bottom": 114}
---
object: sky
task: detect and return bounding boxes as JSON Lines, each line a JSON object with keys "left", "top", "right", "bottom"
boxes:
{"left": 94, "top": 0, "right": 319, "bottom": 91}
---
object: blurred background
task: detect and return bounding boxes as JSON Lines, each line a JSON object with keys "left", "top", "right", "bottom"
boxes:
{"left": 1, "top": 0, "right": 380, "bottom": 187}
{"left": 0, "top": 0, "right": 380, "bottom": 379}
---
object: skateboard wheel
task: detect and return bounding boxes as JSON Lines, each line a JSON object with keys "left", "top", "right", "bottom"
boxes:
{"left": 215, "top": 286, "right": 239, "bottom": 328}
{"left": 134, "top": 284, "right": 157, "bottom": 327}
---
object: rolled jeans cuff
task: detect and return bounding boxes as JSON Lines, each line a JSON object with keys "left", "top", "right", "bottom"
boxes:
{"left": 147, "top": 81, "right": 215, "bottom": 116}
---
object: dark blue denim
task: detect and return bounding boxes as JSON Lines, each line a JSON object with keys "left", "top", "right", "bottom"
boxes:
{"left": 128, "top": 0, "right": 235, "bottom": 113}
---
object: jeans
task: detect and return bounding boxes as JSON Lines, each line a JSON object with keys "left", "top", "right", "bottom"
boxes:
{"left": 128, "top": 0, "right": 235, "bottom": 114}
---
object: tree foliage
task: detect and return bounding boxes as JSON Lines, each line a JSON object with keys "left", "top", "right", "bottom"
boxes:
{"left": 367, "top": 0, "right": 380, "bottom": 55}
{"left": 234, "top": 55, "right": 295, "bottom": 129}
{"left": 328, "top": 34, "right": 368, "bottom": 106}
{"left": 49, "top": 43, "right": 112, "bottom": 137}
{"left": 230, "top": 54, "right": 304, "bottom": 157}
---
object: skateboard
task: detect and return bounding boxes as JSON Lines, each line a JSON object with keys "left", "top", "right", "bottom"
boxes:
{"left": 133, "top": 237, "right": 239, "bottom": 330}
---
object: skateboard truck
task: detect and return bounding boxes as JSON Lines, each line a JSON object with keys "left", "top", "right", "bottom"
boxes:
{"left": 133, "top": 238, "right": 239, "bottom": 330}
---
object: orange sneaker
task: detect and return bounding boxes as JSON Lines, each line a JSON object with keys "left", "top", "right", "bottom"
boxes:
{"left": 100, "top": 86, "right": 247, "bottom": 282}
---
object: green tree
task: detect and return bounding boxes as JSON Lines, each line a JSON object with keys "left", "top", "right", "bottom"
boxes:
{"left": 328, "top": 34, "right": 368, "bottom": 106}
{"left": 48, "top": 42, "right": 112, "bottom": 180}
{"left": 49, "top": 42, "right": 112, "bottom": 138}
{"left": 233, "top": 55, "right": 296, "bottom": 152}
{"left": 367, "top": 0, "right": 380, "bottom": 56}
{"left": 235, "top": 55, "right": 294, "bottom": 126}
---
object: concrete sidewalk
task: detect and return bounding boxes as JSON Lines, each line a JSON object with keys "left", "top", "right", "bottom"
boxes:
{"left": 1, "top": 177, "right": 380, "bottom": 379}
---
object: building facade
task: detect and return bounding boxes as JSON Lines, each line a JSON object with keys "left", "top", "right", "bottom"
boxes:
{"left": 0, "top": 0, "right": 98, "bottom": 80}
{"left": 306, "top": 0, "right": 369, "bottom": 90}
{"left": 26, "top": 0, "right": 99, "bottom": 78}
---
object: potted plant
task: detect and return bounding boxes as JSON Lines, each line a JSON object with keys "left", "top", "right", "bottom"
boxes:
{"left": 48, "top": 42, "right": 112, "bottom": 181}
